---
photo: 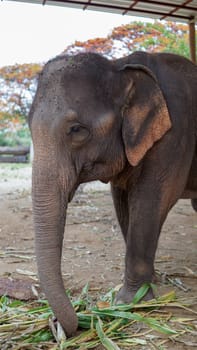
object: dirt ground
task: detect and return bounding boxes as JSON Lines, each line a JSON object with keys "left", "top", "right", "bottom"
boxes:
{"left": 0, "top": 164, "right": 197, "bottom": 349}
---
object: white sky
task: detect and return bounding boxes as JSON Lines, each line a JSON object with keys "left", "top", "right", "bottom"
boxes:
{"left": 0, "top": 1, "right": 148, "bottom": 67}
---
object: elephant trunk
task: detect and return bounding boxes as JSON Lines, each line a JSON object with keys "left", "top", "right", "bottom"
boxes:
{"left": 32, "top": 158, "right": 78, "bottom": 337}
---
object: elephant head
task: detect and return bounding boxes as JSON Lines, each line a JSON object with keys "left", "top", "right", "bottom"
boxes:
{"left": 29, "top": 52, "right": 171, "bottom": 336}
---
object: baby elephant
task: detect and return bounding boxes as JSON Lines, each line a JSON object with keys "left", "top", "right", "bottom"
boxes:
{"left": 29, "top": 51, "right": 197, "bottom": 336}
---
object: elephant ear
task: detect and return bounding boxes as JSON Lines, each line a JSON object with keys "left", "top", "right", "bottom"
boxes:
{"left": 121, "top": 64, "right": 172, "bottom": 167}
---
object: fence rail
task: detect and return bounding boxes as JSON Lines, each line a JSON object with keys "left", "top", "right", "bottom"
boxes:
{"left": 0, "top": 146, "right": 30, "bottom": 163}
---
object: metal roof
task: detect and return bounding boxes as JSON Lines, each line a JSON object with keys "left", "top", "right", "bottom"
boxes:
{"left": 8, "top": 0, "right": 197, "bottom": 23}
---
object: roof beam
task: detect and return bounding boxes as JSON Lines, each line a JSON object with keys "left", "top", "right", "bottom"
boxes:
{"left": 122, "top": 1, "right": 138, "bottom": 16}
{"left": 123, "top": 0, "right": 196, "bottom": 16}
{"left": 160, "top": 0, "right": 194, "bottom": 20}
{"left": 138, "top": 0, "right": 196, "bottom": 12}
{"left": 83, "top": 0, "right": 91, "bottom": 11}
{"left": 43, "top": 0, "right": 194, "bottom": 21}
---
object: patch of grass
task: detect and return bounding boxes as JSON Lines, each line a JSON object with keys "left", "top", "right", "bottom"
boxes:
{"left": 0, "top": 163, "right": 30, "bottom": 170}
{"left": 0, "top": 284, "right": 196, "bottom": 349}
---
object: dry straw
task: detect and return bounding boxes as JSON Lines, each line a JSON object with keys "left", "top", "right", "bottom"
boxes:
{"left": 0, "top": 283, "right": 197, "bottom": 349}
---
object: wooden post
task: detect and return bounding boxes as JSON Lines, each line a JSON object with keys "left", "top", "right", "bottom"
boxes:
{"left": 189, "top": 18, "right": 196, "bottom": 64}
{"left": 0, "top": 146, "right": 30, "bottom": 163}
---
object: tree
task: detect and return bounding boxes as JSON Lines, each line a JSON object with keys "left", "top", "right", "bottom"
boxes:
{"left": 0, "top": 63, "right": 41, "bottom": 118}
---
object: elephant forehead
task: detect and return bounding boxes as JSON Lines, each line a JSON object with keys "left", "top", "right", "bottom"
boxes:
{"left": 44, "top": 59, "right": 64, "bottom": 75}
{"left": 94, "top": 112, "right": 116, "bottom": 137}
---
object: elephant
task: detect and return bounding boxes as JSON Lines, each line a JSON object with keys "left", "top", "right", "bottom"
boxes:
{"left": 29, "top": 51, "right": 197, "bottom": 337}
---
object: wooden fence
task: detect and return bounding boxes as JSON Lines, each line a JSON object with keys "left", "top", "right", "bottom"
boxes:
{"left": 0, "top": 146, "right": 30, "bottom": 163}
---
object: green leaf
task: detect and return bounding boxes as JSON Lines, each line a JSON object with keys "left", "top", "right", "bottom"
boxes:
{"left": 8, "top": 300, "right": 25, "bottom": 308}
{"left": 156, "top": 290, "right": 176, "bottom": 303}
{"left": 0, "top": 295, "right": 9, "bottom": 311}
{"left": 96, "top": 317, "right": 121, "bottom": 350}
{"left": 131, "top": 283, "right": 151, "bottom": 305}
{"left": 93, "top": 309, "right": 177, "bottom": 335}
{"left": 77, "top": 313, "right": 97, "bottom": 329}
{"left": 81, "top": 282, "right": 90, "bottom": 296}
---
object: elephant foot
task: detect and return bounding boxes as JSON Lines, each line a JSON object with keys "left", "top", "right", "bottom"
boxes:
{"left": 115, "top": 284, "right": 154, "bottom": 305}
{"left": 191, "top": 199, "right": 197, "bottom": 212}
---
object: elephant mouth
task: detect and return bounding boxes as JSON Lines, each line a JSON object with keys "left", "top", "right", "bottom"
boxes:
{"left": 80, "top": 162, "right": 113, "bottom": 183}
{"left": 68, "top": 187, "right": 78, "bottom": 202}
{"left": 100, "top": 176, "right": 112, "bottom": 184}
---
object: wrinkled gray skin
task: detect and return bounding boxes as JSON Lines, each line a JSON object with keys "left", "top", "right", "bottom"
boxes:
{"left": 29, "top": 51, "right": 197, "bottom": 336}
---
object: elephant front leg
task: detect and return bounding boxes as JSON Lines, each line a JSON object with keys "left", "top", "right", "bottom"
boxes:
{"left": 115, "top": 184, "right": 168, "bottom": 304}
{"left": 111, "top": 185, "right": 129, "bottom": 242}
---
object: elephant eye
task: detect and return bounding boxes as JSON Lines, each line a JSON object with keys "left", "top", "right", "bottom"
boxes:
{"left": 67, "top": 123, "right": 90, "bottom": 145}
{"left": 69, "top": 124, "right": 82, "bottom": 133}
